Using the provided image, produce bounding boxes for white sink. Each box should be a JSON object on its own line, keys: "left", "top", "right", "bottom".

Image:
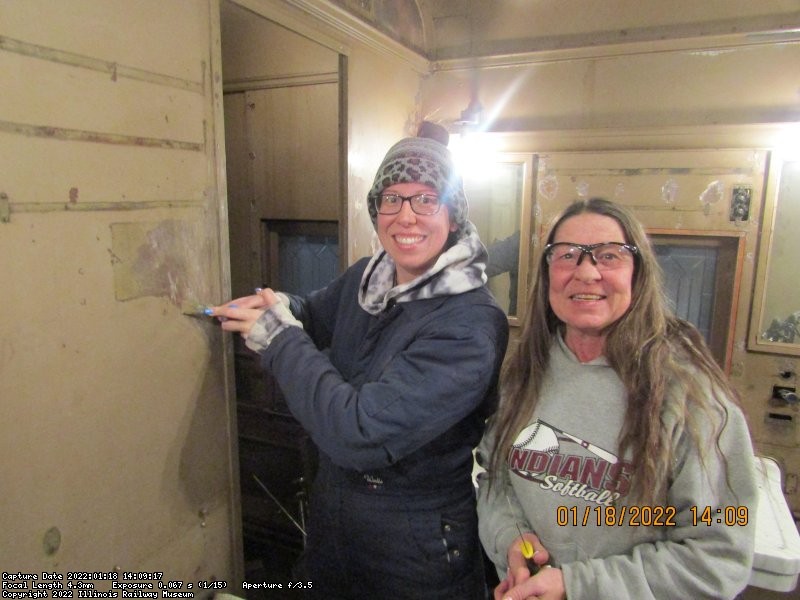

{"left": 750, "top": 456, "right": 800, "bottom": 592}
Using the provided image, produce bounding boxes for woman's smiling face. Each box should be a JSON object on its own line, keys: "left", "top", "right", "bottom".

{"left": 547, "top": 212, "right": 634, "bottom": 345}
{"left": 377, "top": 182, "right": 456, "bottom": 285}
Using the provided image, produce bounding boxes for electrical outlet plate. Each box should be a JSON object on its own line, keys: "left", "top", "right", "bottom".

{"left": 773, "top": 385, "right": 797, "bottom": 401}
{"left": 730, "top": 186, "right": 752, "bottom": 221}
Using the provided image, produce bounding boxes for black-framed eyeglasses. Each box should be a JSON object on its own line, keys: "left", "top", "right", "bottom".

{"left": 544, "top": 242, "right": 638, "bottom": 270}
{"left": 374, "top": 192, "right": 442, "bottom": 216}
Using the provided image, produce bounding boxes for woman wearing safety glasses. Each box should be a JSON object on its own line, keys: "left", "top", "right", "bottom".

{"left": 476, "top": 198, "right": 757, "bottom": 600}
{"left": 211, "top": 126, "right": 508, "bottom": 599}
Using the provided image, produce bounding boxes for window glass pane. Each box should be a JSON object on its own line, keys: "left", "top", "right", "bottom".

{"left": 278, "top": 233, "right": 339, "bottom": 296}
{"left": 654, "top": 244, "right": 718, "bottom": 342}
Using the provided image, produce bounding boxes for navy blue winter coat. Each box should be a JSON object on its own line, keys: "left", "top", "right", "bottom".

{"left": 261, "top": 257, "right": 509, "bottom": 598}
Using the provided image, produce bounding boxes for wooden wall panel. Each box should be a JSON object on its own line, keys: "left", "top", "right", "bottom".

{"left": 0, "top": 0, "right": 239, "bottom": 581}
{"left": 0, "top": 0, "right": 207, "bottom": 82}
{"left": 248, "top": 83, "right": 339, "bottom": 221}
{"left": 1, "top": 51, "right": 205, "bottom": 142}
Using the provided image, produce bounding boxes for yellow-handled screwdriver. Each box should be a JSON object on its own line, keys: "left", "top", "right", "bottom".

{"left": 516, "top": 523, "right": 541, "bottom": 575}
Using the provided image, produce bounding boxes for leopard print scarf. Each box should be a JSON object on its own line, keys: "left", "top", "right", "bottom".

{"left": 358, "top": 221, "right": 488, "bottom": 315}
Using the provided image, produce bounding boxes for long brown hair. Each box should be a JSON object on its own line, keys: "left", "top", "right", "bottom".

{"left": 489, "top": 198, "right": 743, "bottom": 505}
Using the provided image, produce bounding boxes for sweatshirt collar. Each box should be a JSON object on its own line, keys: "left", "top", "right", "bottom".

{"left": 555, "top": 330, "right": 610, "bottom": 367}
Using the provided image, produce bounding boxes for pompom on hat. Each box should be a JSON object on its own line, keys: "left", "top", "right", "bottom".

{"left": 366, "top": 126, "right": 469, "bottom": 238}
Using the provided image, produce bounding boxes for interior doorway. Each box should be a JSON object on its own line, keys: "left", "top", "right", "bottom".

{"left": 220, "top": 0, "right": 345, "bottom": 583}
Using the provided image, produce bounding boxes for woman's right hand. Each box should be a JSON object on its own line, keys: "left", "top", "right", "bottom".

{"left": 209, "top": 288, "right": 281, "bottom": 339}
{"left": 224, "top": 288, "right": 274, "bottom": 310}
{"left": 494, "top": 565, "right": 565, "bottom": 600}
{"left": 494, "top": 534, "right": 561, "bottom": 600}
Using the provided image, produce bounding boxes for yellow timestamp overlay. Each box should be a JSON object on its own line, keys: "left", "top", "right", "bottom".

{"left": 556, "top": 505, "right": 749, "bottom": 527}
{"left": 690, "top": 505, "right": 749, "bottom": 527}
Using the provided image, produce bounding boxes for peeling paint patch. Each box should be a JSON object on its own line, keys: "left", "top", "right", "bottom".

{"left": 110, "top": 220, "right": 211, "bottom": 307}
{"left": 69, "top": 187, "right": 79, "bottom": 204}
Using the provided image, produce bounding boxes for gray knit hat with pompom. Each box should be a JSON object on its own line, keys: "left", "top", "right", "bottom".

{"left": 366, "top": 135, "right": 469, "bottom": 238}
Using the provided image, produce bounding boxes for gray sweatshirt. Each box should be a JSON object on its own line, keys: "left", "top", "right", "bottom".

{"left": 476, "top": 334, "right": 758, "bottom": 600}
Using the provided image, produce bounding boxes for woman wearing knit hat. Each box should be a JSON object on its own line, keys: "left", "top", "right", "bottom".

{"left": 211, "top": 125, "right": 509, "bottom": 599}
